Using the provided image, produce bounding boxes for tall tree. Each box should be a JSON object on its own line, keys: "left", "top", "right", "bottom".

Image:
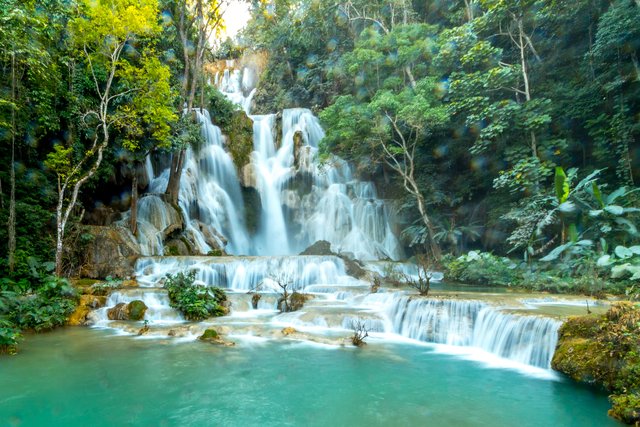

{"left": 164, "top": 0, "right": 226, "bottom": 205}
{"left": 46, "top": 0, "right": 174, "bottom": 276}
{"left": 0, "top": 1, "right": 52, "bottom": 273}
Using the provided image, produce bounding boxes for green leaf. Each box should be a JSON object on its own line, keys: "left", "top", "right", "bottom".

{"left": 554, "top": 166, "right": 569, "bottom": 203}
{"left": 614, "top": 245, "right": 633, "bottom": 259}
{"left": 592, "top": 182, "right": 604, "bottom": 208}
{"left": 604, "top": 205, "right": 624, "bottom": 215}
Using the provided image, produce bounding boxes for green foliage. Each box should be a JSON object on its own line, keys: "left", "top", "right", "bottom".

{"left": 164, "top": 271, "right": 228, "bottom": 321}
{"left": 207, "top": 86, "right": 237, "bottom": 131}
{"left": 553, "top": 303, "right": 640, "bottom": 424}
{"left": 0, "top": 276, "right": 78, "bottom": 335}
{"left": 443, "top": 251, "right": 521, "bottom": 286}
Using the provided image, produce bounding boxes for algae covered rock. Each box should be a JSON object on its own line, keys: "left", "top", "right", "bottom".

{"left": 552, "top": 302, "right": 640, "bottom": 424}
{"left": 67, "top": 295, "right": 108, "bottom": 326}
{"left": 198, "top": 328, "right": 234, "bottom": 346}
{"left": 127, "top": 300, "right": 148, "bottom": 321}
{"left": 106, "top": 300, "right": 148, "bottom": 321}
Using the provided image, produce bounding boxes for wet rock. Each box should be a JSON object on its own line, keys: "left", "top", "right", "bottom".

{"left": 281, "top": 190, "right": 300, "bottom": 210}
{"left": 240, "top": 161, "right": 258, "bottom": 190}
{"left": 300, "top": 241, "right": 367, "bottom": 279}
{"left": 552, "top": 303, "right": 640, "bottom": 424}
{"left": 127, "top": 300, "right": 148, "bottom": 321}
{"left": 67, "top": 305, "right": 91, "bottom": 326}
{"left": 198, "top": 328, "right": 235, "bottom": 346}
{"left": 106, "top": 300, "right": 148, "bottom": 321}
{"left": 251, "top": 293, "right": 261, "bottom": 309}
{"left": 281, "top": 327, "right": 297, "bottom": 336}
{"left": 80, "top": 225, "right": 141, "bottom": 279}
{"left": 300, "top": 240, "right": 333, "bottom": 256}
{"left": 84, "top": 206, "right": 120, "bottom": 226}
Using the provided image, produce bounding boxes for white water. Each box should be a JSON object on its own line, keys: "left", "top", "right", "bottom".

{"left": 96, "top": 64, "right": 562, "bottom": 373}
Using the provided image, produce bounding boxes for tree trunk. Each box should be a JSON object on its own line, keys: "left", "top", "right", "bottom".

{"left": 517, "top": 19, "right": 537, "bottom": 159}
{"left": 130, "top": 172, "right": 138, "bottom": 235}
{"left": 8, "top": 51, "right": 16, "bottom": 273}
{"left": 165, "top": 150, "right": 184, "bottom": 205}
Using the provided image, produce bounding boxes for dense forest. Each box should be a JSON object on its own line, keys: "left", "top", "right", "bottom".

{"left": 0, "top": 0, "right": 638, "bottom": 327}
{"left": 242, "top": 0, "right": 640, "bottom": 287}
{"left": 0, "top": 0, "right": 639, "bottom": 423}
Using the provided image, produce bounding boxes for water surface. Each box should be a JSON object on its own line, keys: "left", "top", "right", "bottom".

{"left": 0, "top": 328, "right": 618, "bottom": 426}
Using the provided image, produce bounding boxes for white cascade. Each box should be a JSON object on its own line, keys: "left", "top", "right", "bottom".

{"left": 138, "top": 109, "right": 251, "bottom": 256}
{"left": 381, "top": 294, "right": 561, "bottom": 368}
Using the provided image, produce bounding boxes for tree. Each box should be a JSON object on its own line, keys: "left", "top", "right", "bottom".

{"left": 0, "top": 1, "right": 53, "bottom": 273}
{"left": 164, "top": 0, "right": 227, "bottom": 205}
{"left": 46, "top": 0, "right": 173, "bottom": 276}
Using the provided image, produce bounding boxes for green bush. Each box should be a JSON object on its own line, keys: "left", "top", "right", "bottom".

{"left": 0, "top": 319, "right": 21, "bottom": 354}
{"left": 443, "top": 251, "right": 521, "bottom": 286}
{"left": 164, "top": 271, "right": 228, "bottom": 321}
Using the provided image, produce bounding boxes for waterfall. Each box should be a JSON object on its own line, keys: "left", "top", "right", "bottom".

{"left": 135, "top": 255, "right": 363, "bottom": 292}
{"left": 381, "top": 294, "right": 561, "bottom": 368}
{"left": 96, "top": 63, "right": 562, "bottom": 374}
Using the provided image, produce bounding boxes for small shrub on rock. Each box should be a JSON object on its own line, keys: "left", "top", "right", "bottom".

{"left": 164, "top": 271, "right": 228, "bottom": 321}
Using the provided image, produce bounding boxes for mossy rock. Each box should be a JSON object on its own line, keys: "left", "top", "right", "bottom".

{"left": 127, "top": 300, "right": 148, "bottom": 321}
{"left": 106, "top": 301, "right": 148, "bottom": 321}
{"left": 610, "top": 393, "right": 640, "bottom": 424}
{"left": 553, "top": 303, "right": 640, "bottom": 424}
{"left": 225, "top": 110, "right": 254, "bottom": 170}
{"left": 200, "top": 329, "right": 219, "bottom": 340}
{"left": 67, "top": 305, "right": 91, "bottom": 326}
{"left": 198, "top": 328, "right": 234, "bottom": 346}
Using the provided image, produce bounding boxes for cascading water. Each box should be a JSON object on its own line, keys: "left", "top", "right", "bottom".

{"left": 95, "top": 63, "right": 566, "bottom": 374}
{"left": 380, "top": 294, "right": 561, "bottom": 368}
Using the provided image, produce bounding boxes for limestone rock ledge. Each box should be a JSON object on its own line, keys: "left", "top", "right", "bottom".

{"left": 80, "top": 225, "right": 141, "bottom": 279}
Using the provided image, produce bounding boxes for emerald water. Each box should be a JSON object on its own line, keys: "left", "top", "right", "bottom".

{"left": 0, "top": 328, "right": 617, "bottom": 426}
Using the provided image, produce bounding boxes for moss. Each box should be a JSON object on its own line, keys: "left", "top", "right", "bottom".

{"left": 553, "top": 303, "right": 640, "bottom": 424}
{"left": 224, "top": 110, "right": 254, "bottom": 170}
{"left": 127, "top": 300, "right": 148, "bottom": 321}
{"left": 199, "top": 328, "right": 219, "bottom": 340}
{"left": 610, "top": 393, "right": 640, "bottom": 424}
{"left": 208, "top": 249, "right": 223, "bottom": 256}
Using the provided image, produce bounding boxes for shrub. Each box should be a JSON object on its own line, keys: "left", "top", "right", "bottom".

{"left": 443, "top": 251, "right": 521, "bottom": 286}
{"left": 164, "top": 271, "right": 228, "bottom": 321}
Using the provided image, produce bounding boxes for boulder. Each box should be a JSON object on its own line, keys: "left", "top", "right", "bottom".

{"left": 552, "top": 303, "right": 640, "bottom": 424}
{"left": 127, "top": 300, "right": 148, "bottom": 321}
{"left": 198, "top": 328, "right": 235, "bottom": 346}
{"left": 300, "top": 240, "right": 333, "bottom": 256}
{"left": 240, "top": 161, "right": 258, "bottom": 190}
{"left": 106, "top": 300, "right": 148, "bottom": 321}
{"left": 300, "top": 240, "right": 367, "bottom": 279}
{"left": 80, "top": 225, "right": 141, "bottom": 279}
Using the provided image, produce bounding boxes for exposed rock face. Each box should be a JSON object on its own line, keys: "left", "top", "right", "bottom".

{"left": 81, "top": 225, "right": 141, "bottom": 279}
{"left": 300, "top": 240, "right": 333, "bottom": 256}
{"left": 240, "top": 161, "right": 258, "bottom": 190}
{"left": 83, "top": 206, "right": 120, "bottom": 226}
{"left": 552, "top": 303, "right": 640, "bottom": 424}
{"left": 107, "top": 300, "right": 148, "bottom": 321}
